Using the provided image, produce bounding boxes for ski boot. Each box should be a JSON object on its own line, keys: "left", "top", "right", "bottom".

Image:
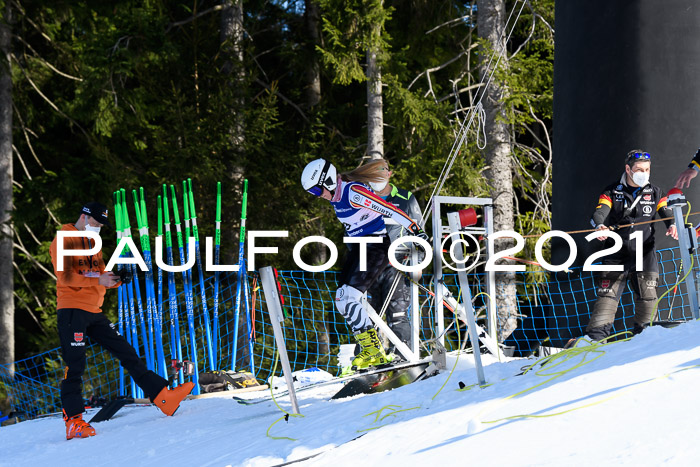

{"left": 63, "top": 410, "right": 96, "bottom": 440}
{"left": 153, "top": 381, "right": 195, "bottom": 416}
{"left": 351, "top": 328, "right": 393, "bottom": 371}
{"left": 563, "top": 336, "right": 594, "bottom": 350}
{"left": 386, "top": 341, "right": 410, "bottom": 364}
{"left": 632, "top": 322, "right": 648, "bottom": 336}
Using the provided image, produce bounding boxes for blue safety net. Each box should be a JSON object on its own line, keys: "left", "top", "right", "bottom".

{"left": 1, "top": 246, "right": 695, "bottom": 421}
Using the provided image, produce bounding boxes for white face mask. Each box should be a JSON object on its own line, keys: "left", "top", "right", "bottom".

{"left": 631, "top": 171, "right": 650, "bottom": 187}
{"left": 370, "top": 179, "right": 388, "bottom": 192}
{"left": 84, "top": 224, "right": 101, "bottom": 234}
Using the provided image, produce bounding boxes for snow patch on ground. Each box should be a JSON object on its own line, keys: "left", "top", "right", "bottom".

{"left": 3, "top": 321, "right": 700, "bottom": 466}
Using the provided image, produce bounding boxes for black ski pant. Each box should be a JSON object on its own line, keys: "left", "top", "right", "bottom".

{"left": 338, "top": 235, "right": 391, "bottom": 292}
{"left": 367, "top": 264, "right": 411, "bottom": 348}
{"left": 336, "top": 235, "right": 391, "bottom": 334}
{"left": 586, "top": 248, "right": 659, "bottom": 341}
{"left": 57, "top": 308, "right": 168, "bottom": 418}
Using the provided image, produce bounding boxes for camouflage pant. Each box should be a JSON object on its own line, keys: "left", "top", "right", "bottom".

{"left": 586, "top": 250, "right": 659, "bottom": 340}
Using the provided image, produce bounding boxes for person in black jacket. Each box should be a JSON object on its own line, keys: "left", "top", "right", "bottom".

{"left": 675, "top": 148, "right": 700, "bottom": 188}
{"left": 586, "top": 150, "right": 677, "bottom": 341}
{"left": 365, "top": 159, "right": 423, "bottom": 354}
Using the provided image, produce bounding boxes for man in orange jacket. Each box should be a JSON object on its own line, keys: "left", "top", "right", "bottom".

{"left": 50, "top": 202, "right": 194, "bottom": 440}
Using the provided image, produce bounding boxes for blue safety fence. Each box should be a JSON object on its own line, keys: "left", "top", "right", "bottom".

{"left": 506, "top": 246, "right": 695, "bottom": 355}
{"left": 1, "top": 246, "right": 695, "bottom": 421}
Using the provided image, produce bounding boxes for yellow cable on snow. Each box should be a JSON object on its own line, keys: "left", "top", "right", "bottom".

{"left": 265, "top": 348, "right": 304, "bottom": 441}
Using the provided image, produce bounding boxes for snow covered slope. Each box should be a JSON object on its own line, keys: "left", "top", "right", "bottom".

{"left": 3, "top": 320, "right": 700, "bottom": 466}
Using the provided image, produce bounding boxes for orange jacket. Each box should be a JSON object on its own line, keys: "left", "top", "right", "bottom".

{"left": 50, "top": 224, "right": 117, "bottom": 313}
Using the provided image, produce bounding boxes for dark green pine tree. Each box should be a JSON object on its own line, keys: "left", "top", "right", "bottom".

{"left": 4, "top": 0, "right": 555, "bottom": 358}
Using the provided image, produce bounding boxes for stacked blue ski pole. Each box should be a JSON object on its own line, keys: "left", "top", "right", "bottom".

{"left": 106, "top": 179, "right": 254, "bottom": 395}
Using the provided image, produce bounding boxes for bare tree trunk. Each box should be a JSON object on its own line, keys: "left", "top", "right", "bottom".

{"left": 0, "top": 2, "right": 13, "bottom": 374}
{"left": 309, "top": 219, "right": 328, "bottom": 265}
{"left": 303, "top": 0, "right": 328, "bottom": 267}
{"left": 317, "top": 318, "right": 330, "bottom": 355}
{"left": 220, "top": 0, "right": 249, "bottom": 368}
{"left": 304, "top": 0, "right": 321, "bottom": 108}
{"left": 220, "top": 0, "right": 246, "bottom": 262}
{"left": 366, "top": 21, "right": 383, "bottom": 158}
{"left": 220, "top": 0, "right": 245, "bottom": 91}
{"left": 478, "top": 0, "right": 517, "bottom": 341}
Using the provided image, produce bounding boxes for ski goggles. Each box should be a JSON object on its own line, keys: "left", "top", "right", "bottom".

{"left": 626, "top": 152, "right": 651, "bottom": 164}
{"left": 307, "top": 185, "right": 324, "bottom": 197}
{"left": 307, "top": 160, "right": 333, "bottom": 197}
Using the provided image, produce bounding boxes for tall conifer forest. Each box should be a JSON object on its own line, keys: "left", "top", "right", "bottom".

{"left": 0, "top": 0, "right": 553, "bottom": 358}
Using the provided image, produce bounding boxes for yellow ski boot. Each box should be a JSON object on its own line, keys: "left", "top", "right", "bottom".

{"left": 350, "top": 328, "right": 392, "bottom": 370}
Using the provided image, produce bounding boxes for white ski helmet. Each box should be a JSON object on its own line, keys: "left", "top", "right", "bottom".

{"left": 301, "top": 159, "right": 337, "bottom": 196}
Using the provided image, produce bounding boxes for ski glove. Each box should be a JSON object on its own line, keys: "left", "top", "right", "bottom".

{"left": 116, "top": 268, "right": 132, "bottom": 284}
{"left": 408, "top": 223, "right": 430, "bottom": 243}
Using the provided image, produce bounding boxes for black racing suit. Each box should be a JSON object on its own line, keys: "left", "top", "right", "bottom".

{"left": 366, "top": 184, "right": 422, "bottom": 349}
{"left": 333, "top": 179, "right": 424, "bottom": 335}
{"left": 586, "top": 174, "right": 674, "bottom": 340}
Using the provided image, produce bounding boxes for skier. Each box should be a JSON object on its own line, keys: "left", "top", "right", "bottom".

{"left": 586, "top": 151, "right": 677, "bottom": 341}
{"left": 364, "top": 158, "right": 422, "bottom": 355}
{"left": 50, "top": 202, "right": 194, "bottom": 440}
{"left": 301, "top": 159, "right": 429, "bottom": 370}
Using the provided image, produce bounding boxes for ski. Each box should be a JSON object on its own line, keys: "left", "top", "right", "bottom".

{"left": 89, "top": 397, "right": 144, "bottom": 423}
{"left": 331, "top": 361, "right": 436, "bottom": 399}
{"left": 170, "top": 184, "right": 200, "bottom": 394}
{"left": 88, "top": 383, "right": 272, "bottom": 423}
{"left": 186, "top": 384, "right": 269, "bottom": 400}
{"left": 271, "top": 434, "right": 367, "bottom": 466}
{"left": 87, "top": 383, "right": 271, "bottom": 423}
{"left": 233, "top": 359, "right": 435, "bottom": 406}
{"left": 85, "top": 383, "right": 271, "bottom": 423}
{"left": 187, "top": 178, "right": 215, "bottom": 372}
{"left": 211, "top": 181, "right": 222, "bottom": 369}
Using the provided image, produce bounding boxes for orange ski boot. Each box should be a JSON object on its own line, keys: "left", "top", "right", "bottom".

{"left": 64, "top": 410, "right": 96, "bottom": 440}
{"left": 153, "top": 382, "right": 195, "bottom": 416}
